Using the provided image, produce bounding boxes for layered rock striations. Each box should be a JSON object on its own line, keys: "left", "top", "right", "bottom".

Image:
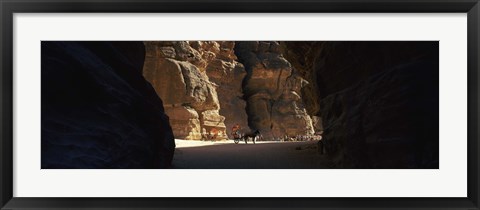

{"left": 41, "top": 41, "right": 175, "bottom": 169}
{"left": 143, "top": 41, "right": 248, "bottom": 140}
{"left": 235, "top": 41, "right": 315, "bottom": 139}
{"left": 282, "top": 41, "right": 439, "bottom": 168}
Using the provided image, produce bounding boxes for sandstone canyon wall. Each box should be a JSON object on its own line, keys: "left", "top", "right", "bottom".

{"left": 41, "top": 41, "right": 437, "bottom": 169}
{"left": 41, "top": 41, "right": 175, "bottom": 168}
{"left": 282, "top": 41, "right": 439, "bottom": 168}
{"left": 143, "top": 41, "right": 248, "bottom": 140}
{"left": 234, "top": 41, "right": 315, "bottom": 140}
{"left": 199, "top": 41, "right": 250, "bottom": 137}
{"left": 144, "top": 41, "right": 316, "bottom": 140}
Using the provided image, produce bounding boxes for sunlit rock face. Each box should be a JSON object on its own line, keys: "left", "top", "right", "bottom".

{"left": 41, "top": 41, "right": 175, "bottom": 169}
{"left": 143, "top": 41, "right": 248, "bottom": 140}
{"left": 234, "top": 41, "right": 315, "bottom": 139}
{"left": 282, "top": 41, "right": 439, "bottom": 168}
{"left": 199, "top": 41, "right": 250, "bottom": 137}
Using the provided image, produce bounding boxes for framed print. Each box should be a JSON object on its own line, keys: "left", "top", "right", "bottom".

{"left": 1, "top": 0, "right": 479, "bottom": 209}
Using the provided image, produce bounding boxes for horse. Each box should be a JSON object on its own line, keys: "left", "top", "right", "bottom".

{"left": 242, "top": 130, "right": 261, "bottom": 144}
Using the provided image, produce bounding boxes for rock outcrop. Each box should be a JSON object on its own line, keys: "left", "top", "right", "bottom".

{"left": 200, "top": 41, "right": 249, "bottom": 137}
{"left": 41, "top": 41, "right": 175, "bottom": 169}
{"left": 143, "top": 41, "right": 248, "bottom": 140}
{"left": 282, "top": 41, "right": 439, "bottom": 168}
{"left": 235, "top": 41, "right": 315, "bottom": 139}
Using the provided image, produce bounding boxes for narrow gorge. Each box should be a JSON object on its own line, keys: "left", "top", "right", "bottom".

{"left": 143, "top": 41, "right": 318, "bottom": 141}
{"left": 141, "top": 41, "right": 438, "bottom": 168}
{"left": 41, "top": 41, "right": 439, "bottom": 169}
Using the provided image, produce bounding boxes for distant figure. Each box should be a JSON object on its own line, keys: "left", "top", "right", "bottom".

{"left": 209, "top": 129, "right": 217, "bottom": 141}
{"left": 201, "top": 128, "right": 208, "bottom": 141}
{"left": 231, "top": 123, "right": 241, "bottom": 139}
{"left": 317, "top": 138, "right": 325, "bottom": 155}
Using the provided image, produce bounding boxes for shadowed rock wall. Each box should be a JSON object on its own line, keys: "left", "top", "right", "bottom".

{"left": 41, "top": 41, "right": 175, "bottom": 169}
{"left": 282, "top": 41, "right": 439, "bottom": 168}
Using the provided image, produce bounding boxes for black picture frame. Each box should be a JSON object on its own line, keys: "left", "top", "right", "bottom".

{"left": 1, "top": 0, "right": 479, "bottom": 209}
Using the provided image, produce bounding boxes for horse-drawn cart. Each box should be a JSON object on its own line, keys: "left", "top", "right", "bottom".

{"left": 232, "top": 130, "right": 260, "bottom": 144}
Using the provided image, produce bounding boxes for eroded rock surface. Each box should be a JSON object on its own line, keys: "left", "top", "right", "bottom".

{"left": 144, "top": 41, "right": 248, "bottom": 140}
{"left": 202, "top": 41, "right": 249, "bottom": 137}
{"left": 235, "top": 41, "right": 315, "bottom": 139}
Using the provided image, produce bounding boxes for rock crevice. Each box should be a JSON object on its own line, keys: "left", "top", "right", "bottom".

{"left": 235, "top": 41, "right": 315, "bottom": 139}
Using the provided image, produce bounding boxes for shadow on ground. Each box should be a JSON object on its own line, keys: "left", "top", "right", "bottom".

{"left": 172, "top": 141, "right": 330, "bottom": 169}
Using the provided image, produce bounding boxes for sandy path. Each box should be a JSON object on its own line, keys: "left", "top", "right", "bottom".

{"left": 172, "top": 140, "right": 329, "bottom": 169}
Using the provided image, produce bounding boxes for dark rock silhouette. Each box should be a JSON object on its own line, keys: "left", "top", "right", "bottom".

{"left": 282, "top": 41, "right": 439, "bottom": 168}
{"left": 41, "top": 41, "right": 175, "bottom": 169}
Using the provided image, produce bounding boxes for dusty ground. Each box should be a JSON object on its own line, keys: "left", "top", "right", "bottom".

{"left": 172, "top": 139, "right": 330, "bottom": 169}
